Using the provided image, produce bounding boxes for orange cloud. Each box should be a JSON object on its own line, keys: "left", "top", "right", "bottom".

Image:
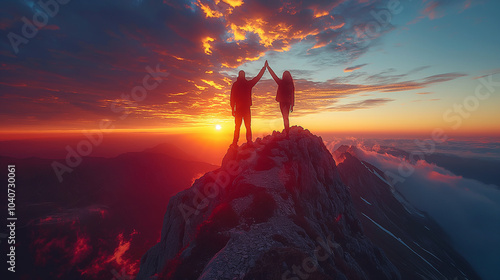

{"left": 192, "top": 0, "right": 349, "bottom": 63}
{"left": 201, "top": 79, "right": 224, "bottom": 89}
{"left": 314, "top": 10, "right": 330, "bottom": 18}
{"left": 428, "top": 171, "right": 462, "bottom": 184}
{"left": 222, "top": 0, "right": 244, "bottom": 8}
{"left": 202, "top": 37, "right": 215, "bottom": 55}
{"left": 197, "top": 1, "right": 224, "bottom": 18}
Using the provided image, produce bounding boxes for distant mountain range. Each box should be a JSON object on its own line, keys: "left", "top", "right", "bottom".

{"left": 0, "top": 147, "right": 218, "bottom": 280}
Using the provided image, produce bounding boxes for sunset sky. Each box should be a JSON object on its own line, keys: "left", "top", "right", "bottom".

{"left": 1, "top": 0, "right": 499, "bottom": 140}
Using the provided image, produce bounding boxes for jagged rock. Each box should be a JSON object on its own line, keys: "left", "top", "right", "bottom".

{"left": 137, "top": 126, "right": 400, "bottom": 280}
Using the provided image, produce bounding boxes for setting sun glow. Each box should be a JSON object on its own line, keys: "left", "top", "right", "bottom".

{"left": 216, "top": 125, "right": 222, "bottom": 130}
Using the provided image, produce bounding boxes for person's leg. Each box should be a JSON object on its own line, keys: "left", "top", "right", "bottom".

{"left": 243, "top": 107, "right": 252, "bottom": 143}
{"left": 233, "top": 113, "right": 243, "bottom": 145}
{"left": 280, "top": 103, "right": 290, "bottom": 133}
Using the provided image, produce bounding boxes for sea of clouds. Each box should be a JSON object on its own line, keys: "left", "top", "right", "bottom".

{"left": 326, "top": 137, "right": 500, "bottom": 280}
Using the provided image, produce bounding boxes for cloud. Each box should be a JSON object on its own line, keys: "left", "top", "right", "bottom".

{"left": 238, "top": 70, "right": 464, "bottom": 117}
{"left": 406, "top": 0, "right": 475, "bottom": 25}
{"left": 327, "top": 142, "right": 500, "bottom": 280}
{"left": 327, "top": 97, "right": 394, "bottom": 111}
{"left": 344, "top": 63, "right": 368, "bottom": 72}
{"left": 421, "top": 0, "right": 474, "bottom": 20}
{"left": 473, "top": 68, "right": 500, "bottom": 80}
{"left": 0, "top": 0, "right": 381, "bottom": 127}
{"left": 30, "top": 205, "right": 139, "bottom": 279}
{"left": 80, "top": 231, "right": 139, "bottom": 278}
{"left": 0, "top": 0, "right": 469, "bottom": 129}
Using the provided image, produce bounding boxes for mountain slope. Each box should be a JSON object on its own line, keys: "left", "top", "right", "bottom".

{"left": 143, "top": 142, "right": 205, "bottom": 163}
{"left": 137, "top": 127, "right": 400, "bottom": 280}
{"left": 334, "top": 146, "right": 480, "bottom": 280}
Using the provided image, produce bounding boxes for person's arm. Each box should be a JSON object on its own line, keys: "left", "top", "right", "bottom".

{"left": 230, "top": 83, "right": 236, "bottom": 116}
{"left": 266, "top": 62, "right": 280, "bottom": 84}
{"left": 249, "top": 62, "right": 267, "bottom": 87}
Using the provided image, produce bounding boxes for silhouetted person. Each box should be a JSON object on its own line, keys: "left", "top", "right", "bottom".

{"left": 267, "top": 63, "right": 295, "bottom": 133}
{"left": 230, "top": 61, "right": 267, "bottom": 146}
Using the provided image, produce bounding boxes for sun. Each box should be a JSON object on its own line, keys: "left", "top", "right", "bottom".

{"left": 215, "top": 124, "right": 222, "bottom": 130}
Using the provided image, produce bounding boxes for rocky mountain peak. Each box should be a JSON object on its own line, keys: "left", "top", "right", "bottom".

{"left": 137, "top": 126, "right": 400, "bottom": 280}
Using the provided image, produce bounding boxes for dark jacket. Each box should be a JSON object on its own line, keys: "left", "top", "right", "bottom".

{"left": 230, "top": 79, "right": 254, "bottom": 110}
